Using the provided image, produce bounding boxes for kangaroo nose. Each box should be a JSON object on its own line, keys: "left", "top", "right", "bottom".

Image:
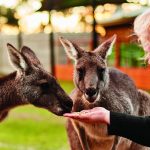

{"left": 85, "top": 88, "right": 97, "bottom": 97}
{"left": 66, "top": 100, "right": 73, "bottom": 109}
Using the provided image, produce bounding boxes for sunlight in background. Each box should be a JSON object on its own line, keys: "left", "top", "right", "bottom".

{"left": 19, "top": 12, "right": 49, "bottom": 33}
{"left": 122, "top": 3, "right": 142, "bottom": 12}
{"left": 0, "top": 0, "right": 149, "bottom": 34}
{"left": 0, "top": 0, "right": 18, "bottom": 8}
{"left": 95, "top": 4, "right": 117, "bottom": 22}
{"left": 1, "top": 25, "right": 19, "bottom": 34}
{"left": 16, "top": 0, "right": 41, "bottom": 17}
{"left": 51, "top": 13, "right": 80, "bottom": 33}
{"left": 127, "top": 0, "right": 150, "bottom": 5}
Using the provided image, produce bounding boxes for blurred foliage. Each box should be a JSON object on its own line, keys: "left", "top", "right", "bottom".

{"left": 107, "top": 43, "right": 146, "bottom": 67}
{"left": 0, "top": 0, "right": 38, "bottom": 27}
{"left": 120, "top": 43, "right": 145, "bottom": 67}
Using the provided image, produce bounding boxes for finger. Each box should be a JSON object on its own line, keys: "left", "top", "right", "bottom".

{"left": 64, "top": 113, "right": 89, "bottom": 119}
{"left": 80, "top": 110, "right": 90, "bottom": 114}
{"left": 92, "top": 107, "right": 101, "bottom": 111}
{"left": 64, "top": 115, "right": 84, "bottom": 120}
{"left": 69, "top": 116, "right": 90, "bottom": 122}
{"left": 92, "top": 107, "right": 98, "bottom": 110}
{"left": 65, "top": 115, "right": 80, "bottom": 119}
{"left": 64, "top": 114, "right": 93, "bottom": 123}
{"left": 63, "top": 113, "right": 80, "bottom": 117}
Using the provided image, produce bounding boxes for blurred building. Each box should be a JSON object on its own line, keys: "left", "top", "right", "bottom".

{"left": 0, "top": 1, "right": 150, "bottom": 89}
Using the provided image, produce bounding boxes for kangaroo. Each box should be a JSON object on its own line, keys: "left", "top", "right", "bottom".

{"left": 60, "top": 36, "right": 150, "bottom": 150}
{"left": 0, "top": 44, "right": 73, "bottom": 122}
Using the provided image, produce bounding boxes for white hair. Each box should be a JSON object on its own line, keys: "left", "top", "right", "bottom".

{"left": 134, "top": 9, "right": 150, "bottom": 52}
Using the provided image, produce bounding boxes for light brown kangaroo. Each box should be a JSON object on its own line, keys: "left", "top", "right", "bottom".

{"left": 0, "top": 44, "right": 73, "bottom": 121}
{"left": 60, "top": 36, "right": 150, "bottom": 150}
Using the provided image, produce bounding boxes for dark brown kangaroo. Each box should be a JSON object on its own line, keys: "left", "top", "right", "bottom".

{"left": 60, "top": 36, "right": 150, "bottom": 150}
{"left": 0, "top": 44, "right": 73, "bottom": 121}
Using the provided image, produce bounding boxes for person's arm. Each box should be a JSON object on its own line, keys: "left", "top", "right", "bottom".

{"left": 108, "top": 112, "right": 150, "bottom": 147}
{"left": 64, "top": 107, "right": 150, "bottom": 147}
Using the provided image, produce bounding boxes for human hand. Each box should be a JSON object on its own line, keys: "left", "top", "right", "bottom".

{"left": 64, "top": 107, "right": 110, "bottom": 124}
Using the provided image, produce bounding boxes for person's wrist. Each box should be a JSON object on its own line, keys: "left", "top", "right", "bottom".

{"left": 104, "top": 110, "right": 110, "bottom": 124}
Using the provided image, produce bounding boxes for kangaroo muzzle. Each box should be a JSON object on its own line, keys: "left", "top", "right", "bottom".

{"left": 84, "top": 88, "right": 98, "bottom": 103}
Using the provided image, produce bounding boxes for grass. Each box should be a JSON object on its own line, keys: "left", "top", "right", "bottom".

{"left": 0, "top": 80, "right": 75, "bottom": 150}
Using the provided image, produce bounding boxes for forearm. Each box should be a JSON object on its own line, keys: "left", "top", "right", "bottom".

{"left": 108, "top": 112, "right": 150, "bottom": 147}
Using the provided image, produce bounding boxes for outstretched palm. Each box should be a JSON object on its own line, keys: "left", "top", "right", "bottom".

{"left": 64, "top": 107, "right": 110, "bottom": 124}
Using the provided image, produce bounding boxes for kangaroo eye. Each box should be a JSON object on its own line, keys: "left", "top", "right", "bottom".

{"left": 37, "top": 80, "right": 50, "bottom": 89}
{"left": 97, "top": 67, "right": 105, "bottom": 73}
{"left": 97, "top": 67, "right": 105, "bottom": 80}
{"left": 77, "top": 68, "right": 85, "bottom": 80}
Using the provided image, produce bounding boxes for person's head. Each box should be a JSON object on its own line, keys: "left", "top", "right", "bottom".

{"left": 134, "top": 9, "right": 150, "bottom": 62}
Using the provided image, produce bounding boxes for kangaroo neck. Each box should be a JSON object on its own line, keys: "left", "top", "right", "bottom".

{"left": 0, "top": 72, "right": 27, "bottom": 111}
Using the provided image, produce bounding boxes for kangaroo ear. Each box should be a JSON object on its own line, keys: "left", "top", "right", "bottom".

{"left": 21, "top": 46, "right": 42, "bottom": 67}
{"left": 59, "top": 37, "right": 84, "bottom": 61}
{"left": 94, "top": 35, "right": 117, "bottom": 59}
{"left": 7, "top": 43, "right": 28, "bottom": 71}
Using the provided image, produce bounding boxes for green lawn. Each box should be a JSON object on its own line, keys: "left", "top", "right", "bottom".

{"left": 0, "top": 80, "right": 74, "bottom": 150}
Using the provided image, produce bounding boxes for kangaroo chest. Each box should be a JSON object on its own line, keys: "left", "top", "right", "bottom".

{"left": 76, "top": 121, "right": 116, "bottom": 150}
{"left": 71, "top": 88, "right": 136, "bottom": 150}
